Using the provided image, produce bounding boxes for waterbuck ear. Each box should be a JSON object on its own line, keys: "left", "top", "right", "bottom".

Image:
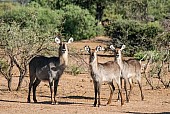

{"left": 55, "top": 37, "right": 61, "bottom": 44}
{"left": 84, "top": 45, "right": 90, "bottom": 53}
{"left": 67, "top": 37, "right": 74, "bottom": 43}
{"left": 96, "top": 45, "right": 104, "bottom": 52}
{"left": 110, "top": 45, "right": 115, "bottom": 50}
{"left": 120, "top": 45, "right": 126, "bottom": 50}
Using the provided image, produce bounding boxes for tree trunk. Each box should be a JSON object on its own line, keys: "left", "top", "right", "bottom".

{"left": 16, "top": 76, "right": 23, "bottom": 91}
{"left": 7, "top": 77, "right": 12, "bottom": 91}
{"left": 16, "top": 70, "right": 27, "bottom": 91}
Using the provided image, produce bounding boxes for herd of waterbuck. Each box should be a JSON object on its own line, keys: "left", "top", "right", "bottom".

{"left": 27, "top": 37, "right": 144, "bottom": 107}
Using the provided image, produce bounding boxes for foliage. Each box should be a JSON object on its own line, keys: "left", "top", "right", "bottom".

{"left": 103, "top": 3, "right": 122, "bottom": 21}
{"left": 134, "top": 50, "right": 164, "bottom": 62}
{"left": 115, "top": 0, "right": 148, "bottom": 21}
{"left": 134, "top": 51, "right": 147, "bottom": 60}
{"left": 0, "top": 60, "right": 8, "bottom": 70}
{"left": 61, "top": 4, "right": 104, "bottom": 40}
{"left": 105, "top": 19, "right": 163, "bottom": 56}
{"left": 70, "top": 65, "right": 82, "bottom": 76}
{"left": 0, "top": 21, "right": 57, "bottom": 90}
{"left": 148, "top": 0, "right": 170, "bottom": 20}
{"left": 1, "top": 4, "right": 104, "bottom": 41}
{"left": 0, "top": 2, "right": 20, "bottom": 16}
{"left": 30, "top": 0, "right": 72, "bottom": 9}
{"left": 29, "top": 0, "right": 116, "bottom": 19}
{"left": 154, "top": 32, "right": 170, "bottom": 49}
{"left": 114, "top": 0, "right": 170, "bottom": 21}
{"left": 1, "top": 5, "right": 64, "bottom": 34}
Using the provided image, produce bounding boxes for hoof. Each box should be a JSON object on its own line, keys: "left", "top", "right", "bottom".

{"left": 27, "top": 100, "right": 30, "bottom": 103}
{"left": 51, "top": 102, "right": 58, "bottom": 105}
{"left": 34, "top": 100, "right": 37, "bottom": 103}
{"left": 142, "top": 96, "right": 144, "bottom": 101}
{"left": 121, "top": 102, "right": 124, "bottom": 106}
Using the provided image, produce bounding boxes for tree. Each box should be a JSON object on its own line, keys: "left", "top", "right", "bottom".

{"left": 61, "top": 4, "right": 104, "bottom": 40}
{"left": 0, "top": 20, "right": 56, "bottom": 90}
{"left": 29, "top": 0, "right": 116, "bottom": 22}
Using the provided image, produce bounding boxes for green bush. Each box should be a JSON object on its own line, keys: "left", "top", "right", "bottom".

{"left": 0, "top": 60, "right": 8, "bottom": 70}
{"left": 61, "top": 4, "right": 104, "bottom": 40}
{"left": 1, "top": 4, "right": 104, "bottom": 41}
{"left": 1, "top": 6, "right": 64, "bottom": 34}
{"left": 70, "top": 65, "right": 82, "bottom": 76}
{"left": 105, "top": 19, "right": 163, "bottom": 56}
{"left": 103, "top": 3, "right": 122, "bottom": 21}
{"left": 155, "top": 32, "right": 170, "bottom": 48}
{"left": 0, "top": 2, "right": 20, "bottom": 16}
{"left": 148, "top": 0, "right": 170, "bottom": 20}
{"left": 134, "top": 51, "right": 147, "bottom": 60}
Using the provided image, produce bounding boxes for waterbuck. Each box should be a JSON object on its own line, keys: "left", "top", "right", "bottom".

{"left": 85, "top": 45, "right": 124, "bottom": 107}
{"left": 27, "top": 37, "right": 73, "bottom": 104}
{"left": 110, "top": 45, "right": 144, "bottom": 102}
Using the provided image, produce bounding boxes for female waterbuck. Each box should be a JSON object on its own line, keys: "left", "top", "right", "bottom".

{"left": 27, "top": 37, "right": 73, "bottom": 104}
{"left": 85, "top": 45, "right": 124, "bottom": 107}
{"left": 110, "top": 45, "right": 144, "bottom": 102}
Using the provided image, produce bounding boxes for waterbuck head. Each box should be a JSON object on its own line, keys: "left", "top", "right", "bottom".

{"left": 84, "top": 45, "right": 104, "bottom": 64}
{"left": 110, "top": 44, "right": 126, "bottom": 60}
{"left": 55, "top": 37, "right": 74, "bottom": 65}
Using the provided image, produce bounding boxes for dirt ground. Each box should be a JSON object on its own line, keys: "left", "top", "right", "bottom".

{"left": 0, "top": 37, "right": 170, "bottom": 114}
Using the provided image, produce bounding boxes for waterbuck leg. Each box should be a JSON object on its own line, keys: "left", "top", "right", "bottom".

{"left": 33, "top": 78, "right": 41, "bottom": 103}
{"left": 137, "top": 80, "right": 144, "bottom": 100}
{"left": 117, "top": 80, "right": 124, "bottom": 106}
{"left": 49, "top": 81, "right": 54, "bottom": 104}
{"left": 107, "top": 82, "right": 115, "bottom": 105}
{"left": 27, "top": 75, "right": 36, "bottom": 103}
{"left": 93, "top": 81, "right": 97, "bottom": 107}
{"left": 54, "top": 79, "right": 59, "bottom": 104}
{"left": 97, "top": 82, "right": 101, "bottom": 107}
{"left": 128, "top": 78, "right": 133, "bottom": 101}
{"left": 27, "top": 82, "right": 33, "bottom": 103}
{"left": 117, "top": 77, "right": 123, "bottom": 101}
{"left": 124, "top": 78, "right": 129, "bottom": 102}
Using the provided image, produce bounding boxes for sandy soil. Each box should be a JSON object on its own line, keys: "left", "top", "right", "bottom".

{"left": 0, "top": 36, "right": 170, "bottom": 114}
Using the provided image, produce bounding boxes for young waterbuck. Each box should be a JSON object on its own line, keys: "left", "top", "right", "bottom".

{"left": 85, "top": 45, "right": 124, "bottom": 107}
{"left": 110, "top": 45, "right": 144, "bottom": 102}
{"left": 27, "top": 37, "right": 73, "bottom": 104}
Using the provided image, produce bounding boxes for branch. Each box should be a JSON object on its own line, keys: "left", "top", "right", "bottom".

{"left": 27, "top": 47, "right": 48, "bottom": 63}
{"left": 140, "top": 54, "right": 147, "bottom": 64}
{"left": 0, "top": 56, "right": 14, "bottom": 80}
{"left": 69, "top": 52, "right": 89, "bottom": 66}
{"left": 157, "top": 60, "right": 169, "bottom": 88}
{"left": 143, "top": 57, "right": 154, "bottom": 89}
{"left": 0, "top": 68, "right": 8, "bottom": 80}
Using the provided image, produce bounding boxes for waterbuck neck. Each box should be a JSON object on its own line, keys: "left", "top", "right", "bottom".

{"left": 59, "top": 44, "right": 68, "bottom": 66}
{"left": 116, "top": 50, "right": 124, "bottom": 70}
{"left": 90, "top": 52, "right": 98, "bottom": 72}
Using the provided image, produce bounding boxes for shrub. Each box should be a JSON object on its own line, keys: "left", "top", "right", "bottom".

{"left": 0, "top": 2, "right": 20, "bottom": 16}
{"left": 105, "top": 19, "right": 163, "bottom": 56}
{"left": 61, "top": 4, "right": 104, "bottom": 40}
{"left": 103, "top": 3, "right": 122, "bottom": 21}
{"left": 1, "top": 6, "right": 64, "bottom": 34}
{"left": 1, "top": 4, "right": 104, "bottom": 41}
{"left": 134, "top": 51, "right": 147, "bottom": 60}
{"left": 70, "top": 65, "right": 82, "bottom": 76}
